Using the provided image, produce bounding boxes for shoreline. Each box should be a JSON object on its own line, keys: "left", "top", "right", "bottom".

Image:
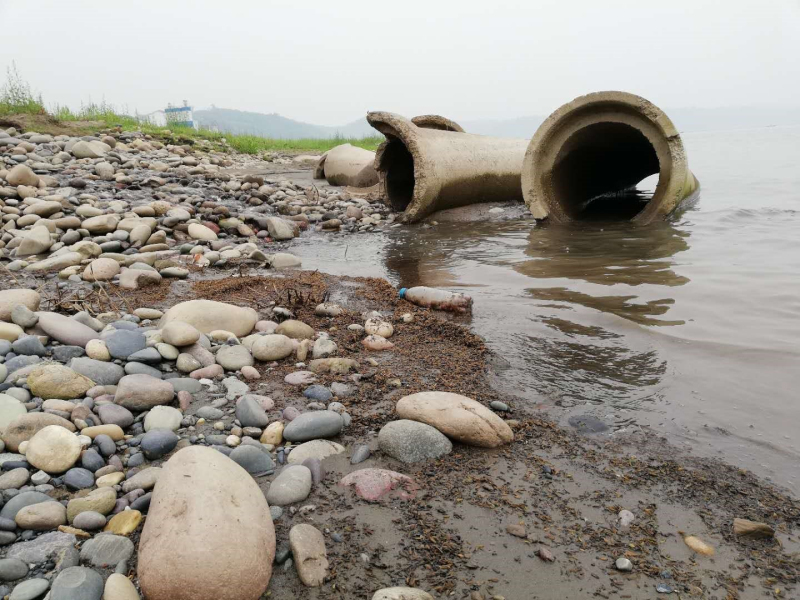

{"left": 0, "top": 125, "right": 797, "bottom": 599}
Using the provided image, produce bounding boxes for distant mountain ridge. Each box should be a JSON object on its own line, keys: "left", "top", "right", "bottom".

{"left": 193, "top": 108, "right": 374, "bottom": 139}
{"left": 194, "top": 106, "right": 800, "bottom": 140}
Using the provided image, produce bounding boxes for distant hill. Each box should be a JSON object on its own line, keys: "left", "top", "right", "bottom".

{"left": 193, "top": 108, "right": 375, "bottom": 139}
{"left": 194, "top": 106, "right": 800, "bottom": 140}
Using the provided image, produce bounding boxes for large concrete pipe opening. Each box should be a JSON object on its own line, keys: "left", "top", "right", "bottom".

{"left": 523, "top": 91, "right": 699, "bottom": 224}
{"left": 368, "top": 112, "right": 529, "bottom": 222}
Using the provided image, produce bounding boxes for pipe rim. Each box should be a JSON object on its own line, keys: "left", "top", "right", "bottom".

{"left": 522, "top": 91, "right": 692, "bottom": 224}
{"left": 368, "top": 112, "right": 439, "bottom": 222}
{"left": 410, "top": 115, "right": 465, "bottom": 132}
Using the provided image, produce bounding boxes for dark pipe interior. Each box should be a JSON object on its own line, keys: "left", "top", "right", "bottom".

{"left": 552, "top": 122, "right": 660, "bottom": 221}
{"left": 383, "top": 140, "right": 414, "bottom": 211}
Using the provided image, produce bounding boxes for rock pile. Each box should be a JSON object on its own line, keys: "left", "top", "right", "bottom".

{"left": 0, "top": 124, "right": 516, "bottom": 599}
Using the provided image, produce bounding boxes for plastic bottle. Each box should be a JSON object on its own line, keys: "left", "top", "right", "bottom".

{"left": 398, "top": 286, "right": 473, "bottom": 313}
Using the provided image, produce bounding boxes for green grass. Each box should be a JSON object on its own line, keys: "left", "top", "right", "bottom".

{"left": 0, "top": 63, "right": 382, "bottom": 153}
{"left": 0, "top": 62, "right": 46, "bottom": 117}
{"left": 165, "top": 127, "right": 383, "bottom": 154}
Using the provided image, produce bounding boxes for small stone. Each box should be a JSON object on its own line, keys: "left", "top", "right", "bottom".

{"left": 9, "top": 578, "right": 50, "bottom": 600}
{"left": 733, "top": 518, "right": 775, "bottom": 539}
{"left": 64, "top": 468, "right": 95, "bottom": 490}
{"left": 287, "top": 440, "right": 345, "bottom": 465}
{"left": 72, "top": 511, "right": 106, "bottom": 531}
{"left": 339, "top": 468, "right": 417, "bottom": 502}
{"left": 251, "top": 334, "right": 294, "bottom": 361}
{"left": 266, "top": 465, "right": 312, "bottom": 506}
{"left": 114, "top": 374, "right": 174, "bottom": 411}
{"left": 537, "top": 547, "right": 555, "bottom": 562}
{"left": 0, "top": 468, "right": 30, "bottom": 491}
{"left": 15, "top": 501, "right": 67, "bottom": 530}
{"left": 103, "top": 573, "right": 140, "bottom": 600}
{"left": 79, "top": 533, "right": 134, "bottom": 567}
{"left": 25, "top": 425, "right": 81, "bottom": 473}
{"left": 50, "top": 566, "right": 103, "bottom": 600}
{"left": 616, "top": 557, "right": 633, "bottom": 571}
{"left": 378, "top": 420, "right": 453, "bottom": 464}
{"left": 283, "top": 411, "right": 343, "bottom": 442}
{"left": 140, "top": 429, "right": 179, "bottom": 460}
{"left": 143, "top": 406, "right": 182, "bottom": 432}
{"left": 284, "top": 371, "right": 316, "bottom": 386}
{"left": 503, "top": 522, "right": 526, "bottom": 539}
{"left": 350, "top": 444, "right": 371, "bottom": 464}
{"left": 618, "top": 509, "right": 635, "bottom": 527}
{"left": 229, "top": 445, "right": 274, "bottom": 476}
{"left": 276, "top": 320, "right": 314, "bottom": 340}
{"left": 67, "top": 487, "right": 117, "bottom": 522}
{"left": 103, "top": 510, "right": 142, "bottom": 536}
{"left": 215, "top": 345, "right": 254, "bottom": 371}
{"left": 0, "top": 557, "right": 28, "bottom": 581}
{"left": 303, "top": 385, "right": 332, "bottom": 403}
{"left": 27, "top": 363, "right": 95, "bottom": 400}
{"left": 289, "top": 523, "right": 328, "bottom": 586}
{"left": 235, "top": 396, "right": 269, "bottom": 428}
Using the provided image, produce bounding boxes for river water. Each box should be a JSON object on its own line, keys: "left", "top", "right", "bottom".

{"left": 293, "top": 126, "right": 800, "bottom": 494}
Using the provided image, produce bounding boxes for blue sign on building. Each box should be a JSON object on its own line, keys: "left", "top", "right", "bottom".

{"left": 165, "top": 104, "right": 193, "bottom": 128}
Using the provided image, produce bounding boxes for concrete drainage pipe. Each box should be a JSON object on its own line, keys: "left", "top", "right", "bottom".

{"left": 367, "top": 112, "right": 529, "bottom": 222}
{"left": 314, "top": 143, "right": 380, "bottom": 187}
{"left": 522, "top": 91, "right": 699, "bottom": 223}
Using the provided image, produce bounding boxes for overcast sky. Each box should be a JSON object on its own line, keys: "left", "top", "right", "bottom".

{"left": 1, "top": 0, "right": 798, "bottom": 125}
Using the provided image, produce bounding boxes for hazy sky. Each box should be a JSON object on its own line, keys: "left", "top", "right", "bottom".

{"left": 1, "top": 0, "right": 798, "bottom": 125}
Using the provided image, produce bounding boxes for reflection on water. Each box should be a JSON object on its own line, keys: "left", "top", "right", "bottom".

{"left": 515, "top": 221, "right": 690, "bottom": 287}
{"left": 517, "top": 220, "right": 690, "bottom": 326}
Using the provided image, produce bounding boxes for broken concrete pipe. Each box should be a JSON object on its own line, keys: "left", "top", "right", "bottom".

{"left": 522, "top": 91, "right": 699, "bottom": 224}
{"left": 314, "top": 143, "right": 380, "bottom": 187}
{"left": 367, "top": 112, "right": 529, "bottom": 222}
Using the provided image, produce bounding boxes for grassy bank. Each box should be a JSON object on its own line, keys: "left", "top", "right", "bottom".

{"left": 0, "top": 64, "right": 382, "bottom": 154}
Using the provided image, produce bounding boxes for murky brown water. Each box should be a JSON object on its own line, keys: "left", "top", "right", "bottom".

{"left": 294, "top": 126, "right": 800, "bottom": 494}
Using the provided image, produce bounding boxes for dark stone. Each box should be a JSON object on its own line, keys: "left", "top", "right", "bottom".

{"left": 50, "top": 566, "right": 103, "bottom": 600}
{"left": 1, "top": 461, "right": 29, "bottom": 471}
{"left": 64, "top": 468, "right": 95, "bottom": 491}
{"left": 235, "top": 396, "right": 268, "bottom": 428}
{"left": 94, "top": 434, "right": 116, "bottom": 457}
{"left": 229, "top": 445, "right": 274, "bottom": 476}
{"left": 3, "top": 355, "right": 41, "bottom": 375}
{"left": 80, "top": 449, "right": 105, "bottom": 473}
{"left": 0, "top": 492, "right": 51, "bottom": 520}
{"left": 140, "top": 430, "right": 178, "bottom": 460}
{"left": 283, "top": 411, "right": 343, "bottom": 442}
{"left": 11, "top": 336, "right": 46, "bottom": 357}
{"left": 350, "top": 444, "right": 371, "bottom": 465}
{"left": 101, "top": 330, "right": 146, "bottom": 360}
{"left": 303, "top": 385, "right": 332, "bottom": 403}
{"left": 126, "top": 453, "right": 145, "bottom": 468}
{"left": 51, "top": 346, "right": 85, "bottom": 362}
{"left": 129, "top": 492, "right": 151, "bottom": 513}
{"left": 126, "top": 348, "right": 161, "bottom": 364}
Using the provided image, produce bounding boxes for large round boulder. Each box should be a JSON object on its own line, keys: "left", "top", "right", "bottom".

{"left": 396, "top": 392, "right": 513, "bottom": 448}
{"left": 159, "top": 300, "right": 257, "bottom": 338}
{"left": 138, "top": 446, "right": 275, "bottom": 600}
